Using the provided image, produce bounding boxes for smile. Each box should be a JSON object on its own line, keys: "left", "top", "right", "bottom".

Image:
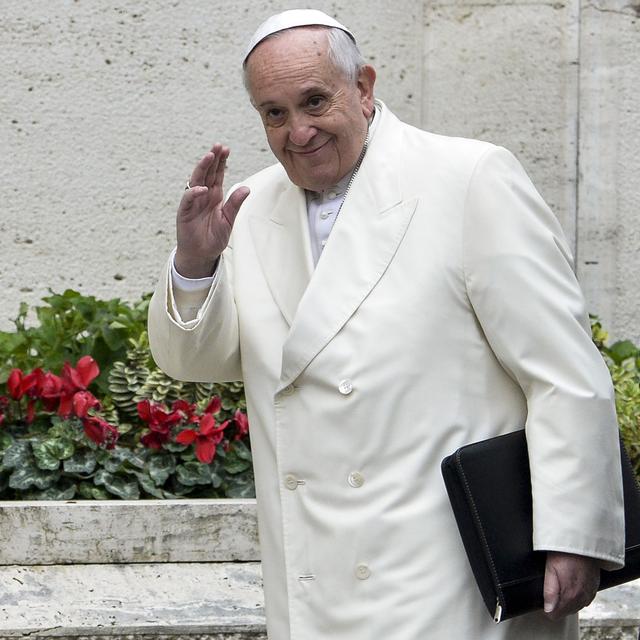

{"left": 290, "top": 139, "right": 331, "bottom": 156}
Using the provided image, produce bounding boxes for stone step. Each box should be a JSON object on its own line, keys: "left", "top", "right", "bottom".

{"left": 0, "top": 562, "right": 637, "bottom": 639}
{"left": 0, "top": 562, "right": 265, "bottom": 639}
{"left": 0, "top": 500, "right": 259, "bottom": 565}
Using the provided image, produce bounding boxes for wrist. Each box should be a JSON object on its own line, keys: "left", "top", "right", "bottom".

{"left": 174, "top": 252, "right": 219, "bottom": 279}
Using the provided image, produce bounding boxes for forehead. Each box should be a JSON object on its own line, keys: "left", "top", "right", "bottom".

{"left": 245, "top": 27, "right": 337, "bottom": 96}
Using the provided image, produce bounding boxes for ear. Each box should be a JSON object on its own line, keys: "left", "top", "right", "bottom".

{"left": 357, "top": 65, "right": 377, "bottom": 118}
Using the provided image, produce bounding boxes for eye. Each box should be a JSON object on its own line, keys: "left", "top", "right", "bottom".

{"left": 264, "top": 107, "right": 286, "bottom": 126}
{"left": 307, "top": 95, "right": 326, "bottom": 110}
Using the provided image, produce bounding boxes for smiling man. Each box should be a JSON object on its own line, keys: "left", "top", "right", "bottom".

{"left": 148, "top": 9, "right": 624, "bottom": 640}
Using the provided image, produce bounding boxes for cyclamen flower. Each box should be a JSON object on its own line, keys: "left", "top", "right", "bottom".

{"left": 72, "top": 390, "right": 101, "bottom": 418}
{"left": 176, "top": 414, "right": 230, "bottom": 464}
{"left": 59, "top": 356, "right": 100, "bottom": 417}
{"left": 81, "top": 415, "right": 119, "bottom": 449}
{"left": 7, "top": 369, "right": 24, "bottom": 400}
{"left": 40, "top": 372, "right": 64, "bottom": 412}
{"left": 233, "top": 410, "right": 249, "bottom": 441}
{"left": 138, "top": 399, "right": 184, "bottom": 449}
{"left": 62, "top": 356, "right": 100, "bottom": 390}
{"left": 204, "top": 396, "right": 222, "bottom": 415}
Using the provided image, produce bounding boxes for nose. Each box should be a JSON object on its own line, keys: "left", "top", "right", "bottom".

{"left": 288, "top": 113, "right": 318, "bottom": 148}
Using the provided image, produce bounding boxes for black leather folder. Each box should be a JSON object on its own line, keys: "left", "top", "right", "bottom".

{"left": 441, "top": 429, "right": 640, "bottom": 622}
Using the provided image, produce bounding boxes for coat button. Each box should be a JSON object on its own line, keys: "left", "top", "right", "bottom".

{"left": 338, "top": 379, "right": 353, "bottom": 395}
{"left": 281, "top": 384, "right": 295, "bottom": 396}
{"left": 284, "top": 474, "right": 299, "bottom": 490}
{"left": 348, "top": 471, "right": 364, "bottom": 488}
{"left": 355, "top": 563, "right": 371, "bottom": 580}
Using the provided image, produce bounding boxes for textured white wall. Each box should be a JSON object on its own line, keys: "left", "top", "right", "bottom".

{"left": 1, "top": 0, "right": 638, "bottom": 341}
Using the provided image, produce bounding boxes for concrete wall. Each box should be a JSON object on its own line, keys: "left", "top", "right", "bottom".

{"left": 1, "top": 0, "right": 638, "bottom": 341}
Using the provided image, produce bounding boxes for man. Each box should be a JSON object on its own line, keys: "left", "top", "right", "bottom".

{"left": 148, "top": 9, "right": 624, "bottom": 639}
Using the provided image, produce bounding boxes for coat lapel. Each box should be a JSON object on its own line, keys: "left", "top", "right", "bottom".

{"left": 278, "top": 109, "right": 418, "bottom": 391}
{"left": 248, "top": 184, "right": 314, "bottom": 326}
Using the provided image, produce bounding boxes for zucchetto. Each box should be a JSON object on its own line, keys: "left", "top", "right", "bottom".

{"left": 243, "top": 9, "right": 355, "bottom": 65}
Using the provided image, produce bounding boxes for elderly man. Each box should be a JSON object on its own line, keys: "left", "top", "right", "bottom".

{"left": 148, "top": 9, "right": 624, "bottom": 640}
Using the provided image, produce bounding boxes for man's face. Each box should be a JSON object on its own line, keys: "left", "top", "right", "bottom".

{"left": 245, "top": 28, "right": 376, "bottom": 192}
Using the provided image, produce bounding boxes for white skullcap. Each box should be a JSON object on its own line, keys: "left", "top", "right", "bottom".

{"left": 243, "top": 9, "right": 355, "bottom": 65}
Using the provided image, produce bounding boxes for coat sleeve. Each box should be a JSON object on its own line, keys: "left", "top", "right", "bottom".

{"left": 462, "top": 145, "right": 625, "bottom": 570}
{"left": 147, "top": 248, "right": 243, "bottom": 383}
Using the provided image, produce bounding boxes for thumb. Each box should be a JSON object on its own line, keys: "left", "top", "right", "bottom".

{"left": 222, "top": 186, "right": 250, "bottom": 228}
{"left": 543, "top": 560, "right": 560, "bottom": 614}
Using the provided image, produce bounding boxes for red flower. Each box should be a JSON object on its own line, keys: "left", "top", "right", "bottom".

{"left": 138, "top": 400, "right": 184, "bottom": 449}
{"left": 82, "top": 415, "right": 119, "bottom": 449}
{"left": 21, "top": 368, "right": 44, "bottom": 398}
{"left": 25, "top": 399, "right": 36, "bottom": 424}
{"left": 141, "top": 430, "right": 171, "bottom": 449}
{"left": 204, "top": 396, "right": 222, "bottom": 415}
{"left": 62, "top": 356, "right": 100, "bottom": 389}
{"left": 233, "top": 410, "right": 249, "bottom": 440}
{"left": 172, "top": 399, "right": 196, "bottom": 416}
{"left": 40, "top": 372, "right": 64, "bottom": 411}
{"left": 72, "top": 390, "right": 101, "bottom": 418}
{"left": 59, "top": 357, "right": 100, "bottom": 417}
{"left": 7, "top": 369, "right": 24, "bottom": 400}
{"left": 138, "top": 400, "right": 183, "bottom": 429}
{"left": 176, "top": 414, "right": 230, "bottom": 464}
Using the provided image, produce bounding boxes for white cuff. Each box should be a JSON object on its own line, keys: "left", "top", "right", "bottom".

{"left": 170, "top": 248, "right": 218, "bottom": 292}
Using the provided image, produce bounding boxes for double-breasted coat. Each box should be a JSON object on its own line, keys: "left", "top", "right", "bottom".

{"left": 148, "top": 102, "right": 624, "bottom": 640}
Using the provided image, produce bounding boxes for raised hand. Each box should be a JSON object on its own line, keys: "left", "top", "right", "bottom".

{"left": 175, "top": 143, "right": 250, "bottom": 278}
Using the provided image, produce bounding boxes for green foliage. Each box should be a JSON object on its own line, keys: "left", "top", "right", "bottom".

{"left": 0, "top": 290, "right": 252, "bottom": 501}
{"left": 0, "top": 290, "right": 150, "bottom": 395}
{"left": 591, "top": 316, "right": 640, "bottom": 476}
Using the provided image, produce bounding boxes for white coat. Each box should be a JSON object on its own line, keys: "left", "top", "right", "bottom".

{"left": 148, "top": 102, "right": 624, "bottom": 640}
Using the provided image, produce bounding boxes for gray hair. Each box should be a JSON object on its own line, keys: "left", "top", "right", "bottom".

{"left": 243, "top": 26, "right": 365, "bottom": 91}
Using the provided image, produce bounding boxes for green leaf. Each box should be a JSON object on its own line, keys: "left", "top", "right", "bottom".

{"left": 232, "top": 440, "right": 253, "bottom": 462}
{"left": 32, "top": 442, "right": 62, "bottom": 471}
{"left": 168, "top": 478, "right": 195, "bottom": 496}
{"left": 223, "top": 448, "right": 251, "bottom": 475}
{"left": 176, "top": 461, "right": 212, "bottom": 486}
{"left": 3, "top": 440, "right": 32, "bottom": 469}
{"left": 94, "top": 469, "right": 140, "bottom": 500}
{"left": 32, "top": 438, "right": 75, "bottom": 470}
{"left": 133, "top": 471, "right": 165, "bottom": 499}
{"left": 102, "top": 447, "right": 148, "bottom": 474}
{"left": 164, "top": 442, "right": 188, "bottom": 453}
{"left": 48, "top": 417, "right": 82, "bottom": 440}
{"left": 63, "top": 450, "right": 97, "bottom": 475}
{"left": 148, "top": 453, "right": 176, "bottom": 486}
{"left": 77, "top": 481, "right": 110, "bottom": 500}
{"left": 608, "top": 340, "right": 639, "bottom": 365}
{"left": 25, "top": 483, "right": 77, "bottom": 501}
{"left": 225, "top": 473, "right": 256, "bottom": 499}
{"left": 0, "top": 432, "right": 14, "bottom": 454}
{"left": 9, "top": 465, "right": 60, "bottom": 490}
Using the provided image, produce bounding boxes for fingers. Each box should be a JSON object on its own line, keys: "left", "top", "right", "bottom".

{"left": 543, "top": 560, "right": 561, "bottom": 616}
{"left": 178, "top": 185, "right": 209, "bottom": 214}
{"left": 221, "top": 186, "right": 250, "bottom": 229}
{"left": 188, "top": 143, "right": 229, "bottom": 189}
{"left": 543, "top": 552, "right": 600, "bottom": 620}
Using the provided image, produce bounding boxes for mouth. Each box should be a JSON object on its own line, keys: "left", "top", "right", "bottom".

{"left": 289, "top": 138, "right": 331, "bottom": 157}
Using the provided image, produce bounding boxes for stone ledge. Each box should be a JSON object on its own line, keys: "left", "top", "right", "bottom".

{"left": 0, "top": 561, "right": 638, "bottom": 639}
{"left": 0, "top": 500, "right": 259, "bottom": 565}
{"left": 0, "top": 562, "right": 265, "bottom": 638}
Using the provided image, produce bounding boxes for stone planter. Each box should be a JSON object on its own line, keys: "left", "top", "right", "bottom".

{"left": 0, "top": 499, "right": 637, "bottom": 639}
{"left": 0, "top": 499, "right": 265, "bottom": 640}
